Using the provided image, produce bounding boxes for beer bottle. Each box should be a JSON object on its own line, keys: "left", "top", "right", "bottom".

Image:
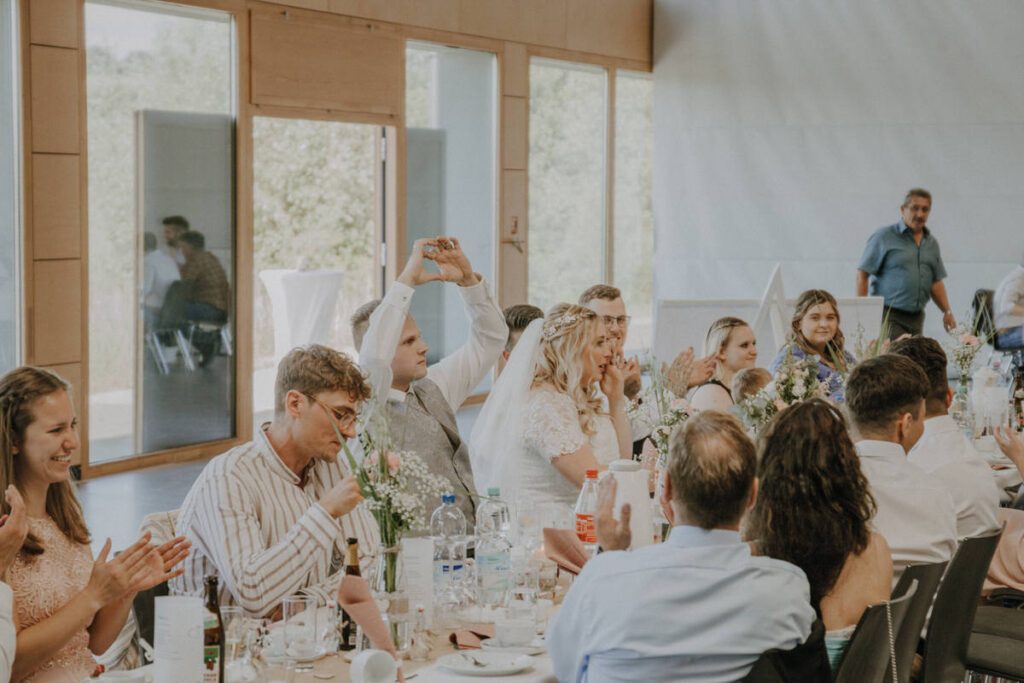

{"left": 203, "top": 575, "right": 224, "bottom": 683}
{"left": 339, "top": 537, "right": 361, "bottom": 651}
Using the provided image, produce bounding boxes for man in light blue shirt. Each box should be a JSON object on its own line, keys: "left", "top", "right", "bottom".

{"left": 547, "top": 412, "right": 815, "bottom": 683}
{"left": 856, "top": 188, "right": 956, "bottom": 338}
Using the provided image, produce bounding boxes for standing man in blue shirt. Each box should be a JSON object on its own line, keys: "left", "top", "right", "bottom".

{"left": 856, "top": 188, "right": 957, "bottom": 339}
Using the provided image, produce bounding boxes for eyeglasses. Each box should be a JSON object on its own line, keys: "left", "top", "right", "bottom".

{"left": 301, "top": 392, "right": 359, "bottom": 430}
{"left": 601, "top": 315, "right": 631, "bottom": 329}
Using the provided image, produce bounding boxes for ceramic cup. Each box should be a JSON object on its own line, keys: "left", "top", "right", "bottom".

{"left": 350, "top": 649, "right": 398, "bottom": 683}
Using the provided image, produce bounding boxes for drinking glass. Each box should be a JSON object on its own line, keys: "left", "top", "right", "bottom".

{"left": 536, "top": 559, "right": 558, "bottom": 600}
{"left": 282, "top": 596, "right": 318, "bottom": 672}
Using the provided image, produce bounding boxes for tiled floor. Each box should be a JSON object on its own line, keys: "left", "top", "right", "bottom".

{"left": 78, "top": 404, "right": 482, "bottom": 553}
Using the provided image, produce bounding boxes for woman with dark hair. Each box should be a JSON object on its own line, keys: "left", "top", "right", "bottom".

{"left": 744, "top": 399, "right": 892, "bottom": 671}
{"left": 769, "top": 289, "right": 856, "bottom": 401}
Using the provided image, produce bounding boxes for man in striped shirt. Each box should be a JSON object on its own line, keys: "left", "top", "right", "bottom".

{"left": 170, "top": 345, "right": 381, "bottom": 616}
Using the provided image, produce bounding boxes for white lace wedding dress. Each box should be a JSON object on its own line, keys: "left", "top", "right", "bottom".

{"left": 519, "top": 384, "right": 620, "bottom": 512}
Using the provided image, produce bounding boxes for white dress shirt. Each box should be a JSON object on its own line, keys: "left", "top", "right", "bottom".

{"left": 994, "top": 264, "right": 1024, "bottom": 330}
{"left": 143, "top": 248, "right": 181, "bottom": 309}
{"left": 171, "top": 426, "right": 380, "bottom": 616}
{"left": 358, "top": 278, "right": 507, "bottom": 411}
{"left": 0, "top": 582, "right": 14, "bottom": 683}
{"left": 856, "top": 440, "right": 958, "bottom": 586}
{"left": 547, "top": 526, "right": 815, "bottom": 683}
{"left": 909, "top": 415, "right": 1001, "bottom": 540}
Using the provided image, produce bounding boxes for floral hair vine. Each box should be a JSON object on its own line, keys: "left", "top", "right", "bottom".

{"left": 542, "top": 312, "right": 585, "bottom": 341}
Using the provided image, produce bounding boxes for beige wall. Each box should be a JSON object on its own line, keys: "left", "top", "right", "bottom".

{"left": 19, "top": 0, "right": 651, "bottom": 474}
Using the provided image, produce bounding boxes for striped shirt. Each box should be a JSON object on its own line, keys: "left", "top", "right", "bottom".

{"left": 169, "top": 425, "right": 380, "bottom": 616}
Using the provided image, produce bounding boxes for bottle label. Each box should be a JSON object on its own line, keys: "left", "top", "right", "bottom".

{"left": 203, "top": 646, "right": 220, "bottom": 683}
{"left": 575, "top": 513, "right": 596, "bottom": 544}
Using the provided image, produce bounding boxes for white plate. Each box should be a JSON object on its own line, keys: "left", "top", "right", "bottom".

{"left": 264, "top": 644, "right": 330, "bottom": 664}
{"left": 436, "top": 652, "right": 533, "bottom": 676}
{"left": 480, "top": 637, "right": 546, "bottom": 656}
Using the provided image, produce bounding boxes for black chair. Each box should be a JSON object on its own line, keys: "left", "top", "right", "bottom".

{"left": 741, "top": 618, "right": 830, "bottom": 683}
{"left": 919, "top": 526, "right": 1004, "bottom": 683}
{"left": 973, "top": 288, "right": 1024, "bottom": 367}
{"left": 965, "top": 600, "right": 1024, "bottom": 681}
{"left": 886, "top": 561, "right": 949, "bottom": 683}
{"left": 834, "top": 580, "right": 918, "bottom": 683}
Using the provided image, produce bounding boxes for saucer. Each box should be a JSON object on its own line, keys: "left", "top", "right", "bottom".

{"left": 480, "top": 637, "right": 546, "bottom": 656}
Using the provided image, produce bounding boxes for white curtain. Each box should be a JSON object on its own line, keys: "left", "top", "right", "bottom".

{"left": 653, "top": 0, "right": 1024, "bottom": 341}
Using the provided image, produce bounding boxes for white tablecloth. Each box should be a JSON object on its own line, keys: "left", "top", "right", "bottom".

{"left": 259, "top": 269, "right": 344, "bottom": 362}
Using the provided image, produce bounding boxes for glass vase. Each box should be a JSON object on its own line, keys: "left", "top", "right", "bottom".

{"left": 950, "top": 375, "right": 973, "bottom": 436}
{"left": 370, "top": 546, "right": 411, "bottom": 653}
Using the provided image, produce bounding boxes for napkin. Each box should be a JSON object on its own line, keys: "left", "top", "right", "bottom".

{"left": 337, "top": 575, "right": 406, "bottom": 682}
{"left": 543, "top": 528, "right": 589, "bottom": 575}
{"left": 448, "top": 623, "right": 496, "bottom": 649}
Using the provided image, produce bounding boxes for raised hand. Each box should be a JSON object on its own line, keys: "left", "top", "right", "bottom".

{"left": 396, "top": 238, "right": 447, "bottom": 288}
{"left": 128, "top": 536, "right": 192, "bottom": 593}
{"left": 664, "top": 348, "right": 695, "bottom": 397}
{"left": 600, "top": 358, "right": 625, "bottom": 405}
{"left": 595, "top": 476, "right": 631, "bottom": 552}
{"left": 0, "top": 485, "right": 29, "bottom": 578}
{"left": 320, "top": 474, "right": 365, "bottom": 519}
{"left": 622, "top": 357, "right": 642, "bottom": 400}
{"left": 86, "top": 534, "right": 162, "bottom": 607}
{"left": 427, "top": 236, "right": 479, "bottom": 287}
{"left": 994, "top": 425, "right": 1024, "bottom": 472}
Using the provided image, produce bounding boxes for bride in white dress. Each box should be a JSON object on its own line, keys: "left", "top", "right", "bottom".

{"left": 470, "top": 304, "right": 632, "bottom": 516}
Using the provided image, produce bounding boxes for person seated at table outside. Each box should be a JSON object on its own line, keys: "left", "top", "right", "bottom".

{"left": 142, "top": 231, "right": 180, "bottom": 332}
{"left": 845, "top": 354, "right": 957, "bottom": 587}
{"left": 770, "top": 289, "right": 856, "bottom": 402}
{"left": 890, "top": 337, "right": 1001, "bottom": 539}
{"left": 689, "top": 317, "right": 758, "bottom": 412}
{"left": 547, "top": 411, "right": 815, "bottom": 683}
{"left": 993, "top": 254, "right": 1024, "bottom": 349}
{"left": 178, "top": 230, "right": 231, "bottom": 364}
{"left": 502, "top": 303, "right": 544, "bottom": 362}
{"left": 1, "top": 366, "right": 189, "bottom": 682}
{"left": 744, "top": 399, "right": 892, "bottom": 671}
{"left": 171, "top": 345, "right": 380, "bottom": 617}
{"left": 161, "top": 214, "right": 189, "bottom": 266}
{"left": 730, "top": 367, "right": 771, "bottom": 404}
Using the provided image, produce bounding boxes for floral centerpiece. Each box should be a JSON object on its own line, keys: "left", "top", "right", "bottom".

{"left": 946, "top": 325, "right": 984, "bottom": 384}
{"left": 734, "top": 347, "right": 827, "bottom": 434}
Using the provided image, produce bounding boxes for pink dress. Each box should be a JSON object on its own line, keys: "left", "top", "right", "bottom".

{"left": 8, "top": 517, "right": 96, "bottom": 683}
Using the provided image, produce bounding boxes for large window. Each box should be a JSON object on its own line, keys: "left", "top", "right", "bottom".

{"left": 0, "top": 1, "right": 17, "bottom": 374}
{"left": 528, "top": 59, "right": 607, "bottom": 312}
{"left": 613, "top": 72, "right": 654, "bottom": 349}
{"left": 85, "top": 1, "right": 235, "bottom": 463}
{"left": 405, "top": 41, "right": 497, "bottom": 389}
{"left": 252, "top": 117, "right": 382, "bottom": 422}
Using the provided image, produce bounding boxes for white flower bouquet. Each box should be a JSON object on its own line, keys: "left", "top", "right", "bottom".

{"left": 946, "top": 324, "right": 984, "bottom": 381}
{"left": 734, "top": 348, "right": 826, "bottom": 435}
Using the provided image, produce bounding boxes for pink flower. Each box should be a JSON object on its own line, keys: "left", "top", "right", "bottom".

{"left": 368, "top": 450, "right": 402, "bottom": 474}
{"left": 773, "top": 399, "right": 788, "bottom": 411}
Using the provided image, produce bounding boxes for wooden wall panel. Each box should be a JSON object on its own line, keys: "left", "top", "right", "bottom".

{"left": 31, "top": 153, "right": 81, "bottom": 260}
{"left": 41, "top": 361, "right": 83, "bottom": 465}
{"left": 327, "top": 0, "right": 460, "bottom": 33}
{"left": 459, "top": 0, "right": 566, "bottom": 49}
{"left": 250, "top": 8, "right": 404, "bottom": 116}
{"left": 501, "top": 169, "right": 526, "bottom": 241}
{"left": 29, "top": 45, "right": 80, "bottom": 153}
{"left": 501, "top": 96, "right": 527, "bottom": 170}
{"left": 265, "top": 0, "right": 328, "bottom": 10}
{"left": 502, "top": 42, "right": 528, "bottom": 97}
{"left": 32, "top": 259, "right": 82, "bottom": 365}
{"left": 28, "top": 0, "right": 79, "bottom": 48}
{"left": 565, "top": 0, "right": 651, "bottom": 63}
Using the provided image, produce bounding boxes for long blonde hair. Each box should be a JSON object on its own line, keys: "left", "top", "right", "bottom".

{"left": 532, "top": 304, "right": 604, "bottom": 436}
{"left": 0, "top": 366, "right": 91, "bottom": 555}
{"left": 704, "top": 317, "right": 751, "bottom": 382}
{"left": 790, "top": 289, "right": 848, "bottom": 371}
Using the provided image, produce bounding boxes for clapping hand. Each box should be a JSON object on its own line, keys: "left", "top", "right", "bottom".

{"left": 665, "top": 348, "right": 715, "bottom": 396}
{"left": 130, "top": 536, "right": 191, "bottom": 593}
{"left": 994, "top": 425, "right": 1024, "bottom": 473}
{"left": 87, "top": 532, "right": 190, "bottom": 608}
{"left": 427, "top": 236, "right": 479, "bottom": 287}
{"left": 600, "top": 357, "right": 625, "bottom": 404}
{"left": 595, "top": 476, "right": 631, "bottom": 552}
{"left": 0, "top": 485, "right": 29, "bottom": 579}
{"left": 622, "top": 356, "right": 642, "bottom": 400}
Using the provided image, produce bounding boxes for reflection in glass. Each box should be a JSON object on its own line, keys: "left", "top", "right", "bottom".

{"left": 85, "top": 1, "right": 234, "bottom": 462}
{"left": 405, "top": 42, "right": 497, "bottom": 389}
{"left": 251, "top": 117, "right": 380, "bottom": 422}
{"left": 0, "top": 1, "right": 17, "bottom": 374}
{"left": 528, "top": 59, "right": 607, "bottom": 312}
{"left": 614, "top": 72, "right": 654, "bottom": 352}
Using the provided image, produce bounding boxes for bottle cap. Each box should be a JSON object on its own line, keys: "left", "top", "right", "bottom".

{"left": 585, "top": 469, "right": 598, "bottom": 479}
{"left": 442, "top": 493, "right": 456, "bottom": 504}
{"left": 487, "top": 486, "right": 501, "bottom": 497}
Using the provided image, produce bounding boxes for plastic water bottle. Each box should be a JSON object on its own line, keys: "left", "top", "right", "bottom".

{"left": 475, "top": 491, "right": 512, "bottom": 610}
{"left": 574, "top": 469, "right": 599, "bottom": 556}
{"left": 428, "top": 493, "right": 468, "bottom": 589}
{"left": 475, "top": 487, "right": 511, "bottom": 537}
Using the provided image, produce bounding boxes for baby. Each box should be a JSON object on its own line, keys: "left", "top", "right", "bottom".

{"left": 731, "top": 367, "right": 771, "bottom": 404}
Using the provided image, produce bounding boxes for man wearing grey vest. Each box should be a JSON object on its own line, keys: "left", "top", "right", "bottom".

{"left": 353, "top": 237, "right": 508, "bottom": 527}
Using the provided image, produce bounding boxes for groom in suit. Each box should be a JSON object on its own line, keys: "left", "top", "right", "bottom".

{"left": 352, "top": 237, "right": 507, "bottom": 527}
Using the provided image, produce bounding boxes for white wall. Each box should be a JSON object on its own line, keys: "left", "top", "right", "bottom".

{"left": 653, "top": 0, "right": 1024, "bottom": 341}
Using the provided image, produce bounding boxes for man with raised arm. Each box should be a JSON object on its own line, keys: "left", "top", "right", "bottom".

{"left": 353, "top": 237, "right": 507, "bottom": 526}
